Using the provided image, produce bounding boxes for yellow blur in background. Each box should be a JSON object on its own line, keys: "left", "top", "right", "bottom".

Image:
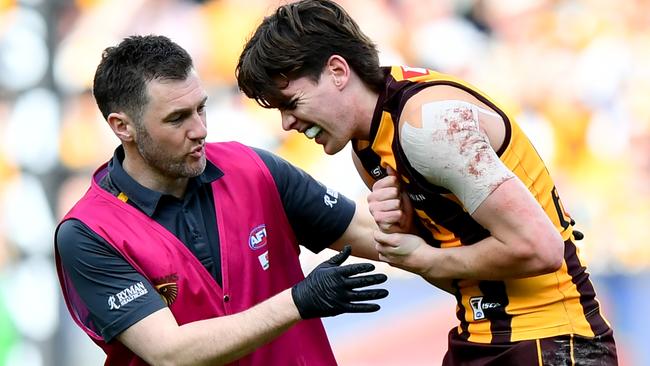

{"left": 0, "top": 0, "right": 648, "bottom": 365}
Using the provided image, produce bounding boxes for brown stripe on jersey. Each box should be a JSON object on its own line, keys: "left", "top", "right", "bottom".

{"left": 403, "top": 179, "right": 491, "bottom": 245}
{"left": 564, "top": 239, "right": 611, "bottom": 336}
{"left": 478, "top": 280, "right": 512, "bottom": 344}
{"left": 354, "top": 144, "right": 439, "bottom": 246}
{"left": 453, "top": 279, "right": 472, "bottom": 340}
{"left": 353, "top": 145, "right": 387, "bottom": 179}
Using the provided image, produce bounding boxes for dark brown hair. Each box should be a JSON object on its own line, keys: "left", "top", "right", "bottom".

{"left": 236, "top": 0, "right": 384, "bottom": 108}
{"left": 93, "top": 35, "right": 193, "bottom": 123}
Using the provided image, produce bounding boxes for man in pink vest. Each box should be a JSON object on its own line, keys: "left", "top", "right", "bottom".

{"left": 55, "top": 35, "right": 388, "bottom": 366}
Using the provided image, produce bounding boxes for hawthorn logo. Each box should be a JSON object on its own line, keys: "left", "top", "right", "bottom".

{"left": 153, "top": 274, "right": 179, "bottom": 306}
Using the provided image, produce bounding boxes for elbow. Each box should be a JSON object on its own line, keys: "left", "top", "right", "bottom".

{"left": 535, "top": 249, "right": 563, "bottom": 275}
{"left": 542, "top": 229, "right": 565, "bottom": 272}
{"left": 523, "top": 231, "right": 564, "bottom": 275}
{"left": 152, "top": 356, "right": 223, "bottom": 366}
{"left": 148, "top": 353, "right": 182, "bottom": 366}
{"left": 536, "top": 234, "right": 564, "bottom": 274}
{"left": 147, "top": 348, "right": 204, "bottom": 366}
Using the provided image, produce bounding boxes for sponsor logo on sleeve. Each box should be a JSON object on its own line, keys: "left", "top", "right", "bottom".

{"left": 108, "top": 282, "right": 148, "bottom": 310}
{"left": 324, "top": 188, "right": 339, "bottom": 208}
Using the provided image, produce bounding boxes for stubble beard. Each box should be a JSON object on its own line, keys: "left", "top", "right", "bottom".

{"left": 135, "top": 124, "right": 206, "bottom": 179}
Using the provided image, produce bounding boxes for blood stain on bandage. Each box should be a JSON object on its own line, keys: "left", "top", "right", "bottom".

{"left": 467, "top": 144, "right": 494, "bottom": 178}
{"left": 443, "top": 106, "right": 474, "bottom": 138}
{"left": 468, "top": 154, "right": 482, "bottom": 178}
{"left": 434, "top": 105, "right": 496, "bottom": 180}
{"left": 457, "top": 106, "right": 474, "bottom": 121}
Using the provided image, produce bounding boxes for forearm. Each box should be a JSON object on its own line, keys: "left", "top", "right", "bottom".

{"left": 177, "top": 290, "right": 300, "bottom": 365}
{"left": 417, "top": 236, "right": 559, "bottom": 281}
{"left": 122, "top": 289, "right": 301, "bottom": 366}
{"left": 330, "top": 204, "right": 381, "bottom": 261}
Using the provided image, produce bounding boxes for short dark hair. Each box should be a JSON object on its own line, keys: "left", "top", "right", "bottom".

{"left": 236, "top": 0, "right": 384, "bottom": 108}
{"left": 93, "top": 35, "right": 193, "bottom": 122}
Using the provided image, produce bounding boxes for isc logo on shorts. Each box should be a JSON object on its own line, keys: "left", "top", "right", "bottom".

{"left": 249, "top": 224, "right": 267, "bottom": 250}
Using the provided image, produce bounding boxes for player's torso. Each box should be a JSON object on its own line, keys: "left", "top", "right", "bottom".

{"left": 353, "top": 66, "right": 610, "bottom": 343}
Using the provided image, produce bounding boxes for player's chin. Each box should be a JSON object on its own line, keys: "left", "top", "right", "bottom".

{"left": 322, "top": 140, "right": 345, "bottom": 155}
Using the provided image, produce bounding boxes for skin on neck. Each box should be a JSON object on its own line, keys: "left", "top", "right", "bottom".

{"left": 325, "top": 55, "right": 379, "bottom": 143}
{"left": 349, "top": 76, "right": 379, "bottom": 141}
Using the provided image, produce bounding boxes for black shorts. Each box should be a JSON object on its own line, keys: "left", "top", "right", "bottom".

{"left": 442, "top": 328, "right": 618, "bottom": 366}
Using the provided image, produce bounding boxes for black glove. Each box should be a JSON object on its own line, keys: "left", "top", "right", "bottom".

{"left": 291, "top": 245, "right": 389, "bottom": 319}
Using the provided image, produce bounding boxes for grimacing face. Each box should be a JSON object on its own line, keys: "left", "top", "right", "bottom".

{"left": 135, "top": 71, "right": 208, "bottom": 179}
{"left": 278, "top": 72, "right": 356, "bottom": 155}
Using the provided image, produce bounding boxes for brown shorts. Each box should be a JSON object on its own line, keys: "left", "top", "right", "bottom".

{"left": 442, "top": 329, "right": 618, "bottom": 366}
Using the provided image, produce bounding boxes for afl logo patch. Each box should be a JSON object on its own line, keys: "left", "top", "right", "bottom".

{"left": 249, "top": 224, "right": 268, "bottom": 250}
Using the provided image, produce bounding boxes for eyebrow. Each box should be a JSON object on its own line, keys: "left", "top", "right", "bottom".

{"left": 278, "top": 95, "right": 298, "bottom": 110}
{"left": 162, "top": 96, "right": 208, "bottom": 121}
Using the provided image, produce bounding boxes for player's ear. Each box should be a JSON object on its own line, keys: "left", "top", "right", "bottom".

{"left": 326, "top": 55, "right": 349, "bottom": 89}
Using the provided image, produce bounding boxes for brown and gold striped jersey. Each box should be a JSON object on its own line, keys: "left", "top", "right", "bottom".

{"left": 353, "top": 66, "right": 611, "bottom": 344}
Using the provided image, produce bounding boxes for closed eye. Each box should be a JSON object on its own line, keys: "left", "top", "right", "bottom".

{"left": 279, "top": 97, "right": 298, "bottom": 111}
{"left": 166, "top": 112, "right": 189, "bottom": 123}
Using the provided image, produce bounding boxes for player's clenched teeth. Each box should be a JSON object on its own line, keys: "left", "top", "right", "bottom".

{"left": 304, "top": 125, "right": 323, "bottom": 139}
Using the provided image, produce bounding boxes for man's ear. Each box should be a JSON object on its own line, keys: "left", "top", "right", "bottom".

{"left": 326, "top": 55, "right": 350, "bottom": 89}
{"left": 107, "top": 112, "right": 136, "bottom": 142}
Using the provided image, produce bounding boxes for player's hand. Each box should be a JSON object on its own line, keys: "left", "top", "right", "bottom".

{"left": 374, "top": 230, "right": 430, "bottom": 274}
{"left": 368, "top": 166, "right": 414, "bottom": 234}
{"left": 291, "top": 245, "right": 389, "bottom": 319}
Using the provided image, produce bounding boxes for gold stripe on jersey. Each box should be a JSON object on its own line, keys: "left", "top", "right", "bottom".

{"left": 536, "top": 339, "right": 543, "bottom": 365}
{"left": 353, "top": 66, "right": 611, "bottom": 344}
{"left": 500, "top": 122, "right": 574, "bottom": 241}
{"left": 371, "top": 112, "right": 397, "bottom": 170}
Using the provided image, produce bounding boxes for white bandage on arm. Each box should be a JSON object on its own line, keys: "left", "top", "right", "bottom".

{"left": 400, "top": 100, "right": 515, "bottom": 213}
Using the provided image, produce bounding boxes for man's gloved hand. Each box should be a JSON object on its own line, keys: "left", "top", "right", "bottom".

{"left": 291, "top": 245, "right": 389, "bottom": 319}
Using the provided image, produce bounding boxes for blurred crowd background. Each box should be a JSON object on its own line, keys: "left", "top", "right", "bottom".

{"left": 1, "top": 0, "right": 649, "bottom": 365}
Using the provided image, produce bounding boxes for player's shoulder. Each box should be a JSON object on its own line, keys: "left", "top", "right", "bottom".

{"left": 402, "top": 85, "right": 469, "bottom": 122}
{"left": 405, "top": 84, "right": 477, "bottom": 111}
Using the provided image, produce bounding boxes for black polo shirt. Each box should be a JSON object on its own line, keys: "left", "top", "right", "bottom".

{"left": 56, "top": 145, "right": 355, "bottom": 342}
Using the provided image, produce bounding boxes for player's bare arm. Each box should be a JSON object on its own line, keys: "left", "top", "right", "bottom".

{"left": 374, "top": 86, "right": 564, "bottom": 280}
{"left": 328, "top": 201, "right": 382, "bottom": 261}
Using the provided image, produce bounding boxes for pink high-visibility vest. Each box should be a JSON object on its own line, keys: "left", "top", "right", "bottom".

{"left": 55, "top": 142, "right": 336, "bottom": 366}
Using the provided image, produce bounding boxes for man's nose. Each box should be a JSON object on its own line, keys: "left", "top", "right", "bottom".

{"left": 280, "top": 110, "right": 297, "bottom": 131}
{"left": 189, "top": 114, "right": 207, "bottom": 140}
